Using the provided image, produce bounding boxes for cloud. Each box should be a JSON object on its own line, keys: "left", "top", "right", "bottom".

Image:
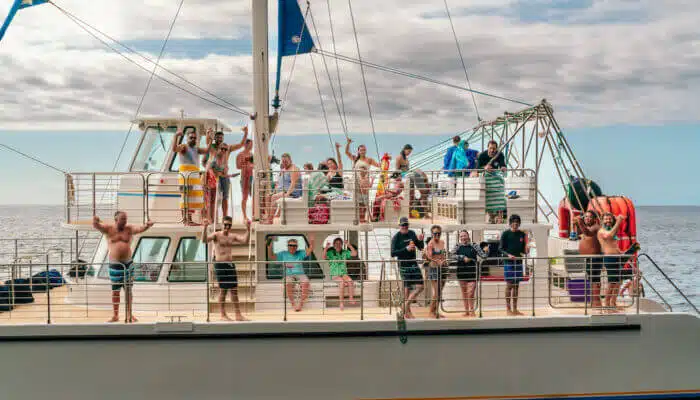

{"left": 0, "top": 0, "right": 698, "bottom": 135}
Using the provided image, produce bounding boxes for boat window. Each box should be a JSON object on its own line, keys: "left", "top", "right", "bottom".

{"left": 96, "top": 252, "right": 110, "bottom": 279}
{"left": 265, "top": 234, "right": 324, "bottom": 280}
{"left": 169, "top": 127, "right": 205, "bottom": 172}
{"left": 131, "top": 237, "right": 170, "bottom": 282}
{"left": 168, "top": 237, "right": 207, "bottom": 282}
{"left": 131, "top": 126, "right": 178, "bottom": 172}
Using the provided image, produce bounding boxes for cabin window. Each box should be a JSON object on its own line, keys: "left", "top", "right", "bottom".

{"left": 131, "top": 237, "right": 170, "bottom": 282}
{"left": 168, "top": 237, "right": 207, "bottom": 282}
{"left": 264, "top": 234, "right": 324, "bottom": 280}
{"left": 169, "top": 127, "right": 205, "bottom": 172}
{"left": 132, "top": 125, "right": 178, "bottom": 172}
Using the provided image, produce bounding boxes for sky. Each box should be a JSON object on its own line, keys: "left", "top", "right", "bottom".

{"left": 0, "top": 0, "right": 698, "bottom": 205}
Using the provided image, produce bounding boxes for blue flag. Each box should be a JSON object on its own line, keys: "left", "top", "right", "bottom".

{"left": 273, "top": 0, "right": 315, "bottom": 109}
{"left": 0, "top": 0, "right": 49, "bottom": 42}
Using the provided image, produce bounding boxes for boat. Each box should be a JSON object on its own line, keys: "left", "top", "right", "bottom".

{"left": 0, "top": 1, "right": 698, "bottom": 399}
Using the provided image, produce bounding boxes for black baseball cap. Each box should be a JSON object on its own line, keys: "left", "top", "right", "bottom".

{"left": 399, "top": 217, "right": 409, "bottom": 226}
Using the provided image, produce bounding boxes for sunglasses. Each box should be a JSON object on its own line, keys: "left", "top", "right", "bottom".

{"left": 223, "top": 223, "right": 232, "bottom": 227}
{"left": 288, "top": 244, "right": 298, "bottom": 247}
{"left": 432, "top": 232, "right": 441, "bottom": 236}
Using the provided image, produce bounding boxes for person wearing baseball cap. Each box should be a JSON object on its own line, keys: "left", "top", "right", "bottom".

{"left": 391, "top": 217, "right": 425, "bottom": 318}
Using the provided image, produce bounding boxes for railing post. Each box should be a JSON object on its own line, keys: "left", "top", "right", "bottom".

{"left": 636, "top": 261, "right": 641, "bottom": 315}
{"left": 92, "top": 173, "right": 96, "bottom": 218}
{"left": 46, "top": 254, "right": 51, "bottom": 324}
{"left": 283, "top": 261, "right": 288, "bottom": 322}
{"left": 478, "top": 260, "right": 483, "bottom": 318}
{"left": 281, "top": 171, "right": 287, "bottom": 225}
{"left": 206, "top": 260, "right": 210, "bottom": 323}
{"left": 360, "top": 272, "right": 364, "bottom": 321}
{"left": 530, "top": 256, "right": 535, "bottom": 317}
{"left": 584, "top": 256, "right": 589, "bottom": 316}
{"left": 143, "top": 174, "right": 149, "bottom": 224}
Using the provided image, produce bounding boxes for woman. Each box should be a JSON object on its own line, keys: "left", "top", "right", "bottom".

{"left": 205, "top": 145, "right": 231, "bottom": 222}
{"left": 452, "top": 230, "right": 481, "bottom": 317}
{"left": 345, "top": 137, "right": 380, "bottom": 169}
{"left": 326, "top": 142, "right": 344, "bottom": 189}
{"left": 372, "top": 172, "right": 404, "bottom": 221}
{"left": 395, "top": 144, "right": 413, "bottom": 172}
{"left": 423, "top": 225, "right": 447, "bottom": 319}
{"left": 323, "top": 238, "right": 358, "bottom": 310}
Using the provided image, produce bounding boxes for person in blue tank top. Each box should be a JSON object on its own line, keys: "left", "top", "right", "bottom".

{"left": 267, "top": 237, "right": 314, "bottom": 312}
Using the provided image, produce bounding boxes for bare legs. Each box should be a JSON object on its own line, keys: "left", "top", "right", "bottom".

{"left": 219, "top": 288, "right": 248, "bottom": 321}
{"left": 459, "top": 280, "right": 476, "bottom": 316}
{"left": 286, "top": 280, "right": 310, "bottom": 312}
{"left": 605, "top": 283, "right": 621, "bottom": 312}
{"left": 108, "top": 286, "right": 136, "bottom": 323}
{"left": 428, "top": 277, "right": 447, "bottom": 319}
{"left": 108, "top": 290, "right": 120, "bottom": 322}
{"left": 505, "top": 283, "right": 521, "bottom": 316}
{"left": 333, "top": 276, "right": 356, "bottom": 310}
{"left": 403, "top": 285, "right": 424, "bottom": 319}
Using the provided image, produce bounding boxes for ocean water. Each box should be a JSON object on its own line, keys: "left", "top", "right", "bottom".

{"left": 0, "top": 204, "right": 697, "bottom": 312}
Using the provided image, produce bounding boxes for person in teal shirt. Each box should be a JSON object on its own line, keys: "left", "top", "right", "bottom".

{"left": 267, "top": 237, "right": 314, "bottom": 312}
{"left": 323, "top": 238, "right": 358, "bottom": 310}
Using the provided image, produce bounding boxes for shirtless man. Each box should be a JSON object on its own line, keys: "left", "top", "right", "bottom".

{"left": 202, "top": 216, "right": 251, "bottom": 321}
{"left": 204, "top": 127, "right": 248, "bottom": 218}
{"left": 92, "top": 212, "right": 154, "bottom": 323}
{"left": 575, "top": 211, "right": 603, "bottom": 308}
{"left": 598, "top": 213, "right": 640, "bottom": 311}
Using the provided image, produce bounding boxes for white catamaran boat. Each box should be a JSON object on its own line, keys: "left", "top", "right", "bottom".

{"left": 0, "top": 1, "right": 697, "bottom": 400}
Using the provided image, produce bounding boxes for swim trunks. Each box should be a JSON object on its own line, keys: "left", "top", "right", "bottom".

{"left": 586, "top": 256, "right": 604, "bottom": 284}
{"left": 218, "top": 177, "right": 230, "bottom": 200}
{"left": 603, "top": 256, "right": 622, "bottom": 283}
{"left": 503, "top": 260, "right": 523, "bottom": 284}
{"left": 109, "top": 261, "right": 134, "bottom": 291}
{"left": 400, "top": 265, "right": 423, "bottom": 290}
{"left": 214, "top": 262, "right": 238, "bottom": 289}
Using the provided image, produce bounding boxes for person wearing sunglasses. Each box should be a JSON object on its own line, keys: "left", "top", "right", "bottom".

{"left": 202, "top": 217, "right": 251, "bottom": 321}
{"left": 452, "top": 230, "right": 486, "bottom": 317}
{"left": 424, "top": 225, "right": 447, "bottom": 319}
{"left": 267, "top": 237, "right": 314, "bottom": 312}
{"left": 391, "top": 217, "right": 425, "bottom": 319}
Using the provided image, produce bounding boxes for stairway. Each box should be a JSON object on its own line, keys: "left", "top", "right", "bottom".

{"left": 208, "top": 226, "right": 256, "bottom": 314}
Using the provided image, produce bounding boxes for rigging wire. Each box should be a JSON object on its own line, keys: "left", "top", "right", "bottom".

{"left": 346, "top": 0, "right": 381, "bottom": 159}
{"left": 315, "top": 48, "right": 531, "bottom": 107}
{"left": 0, "top": 143, "right": 66, "bottom": 174}
{"left": 442, "top": 0, "right": 481, "bottom": 122}
{"left": 49, "top": 1, "right": 248, "bottom": 116}
{"left": 325, "top": 0, "right": 348, "bottom": 130}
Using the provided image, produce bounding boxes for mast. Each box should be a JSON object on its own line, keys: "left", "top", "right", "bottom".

{"left": 251, "top": 0, "right": 270, "bottom": 221}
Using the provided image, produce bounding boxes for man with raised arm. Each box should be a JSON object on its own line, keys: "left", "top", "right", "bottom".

{"left": 391, "top": 217, "right": 425, "bottom": 319}
{"left": 172, "top": 129, "right": 208, "bottom": 225}
{"left": 598, "top": 213, "right": 640, "bottom": 312}
{"left": 92, "top": 211, "right": 154, "bottom": 323}
{"left": 202, "top": 216, "right": 251, "bottom": 321}
{"left": 478, "top": 140, "right": 508, "bottom": 223}
{"left": 267, "top": 237, "right": 314, "bottom": 312}
{"left": 204, "top": 127, "right": 249, "bottom": 219}
{"left": 574, "top": 211, "right": 604, "bottom": 308}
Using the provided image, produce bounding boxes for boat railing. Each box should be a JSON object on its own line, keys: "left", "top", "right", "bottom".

{"left": 0, "top": 253, "right": 683, "bottom": 325}
{"left": 256, "top": 168, "right": 537, "bottom": 226}
{"left": 0, "top": 235, "right": 99, "bottom": 268}
{"left": 636, "top": 253, "right": 698, "bottom": 314}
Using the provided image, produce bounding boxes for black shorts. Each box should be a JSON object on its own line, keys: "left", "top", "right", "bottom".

{"left": 456, "top": 263, "right": 477, "bottom": 282}
{"left": 400, "top": 264, "right": 423, "bottom": 290}
{"left": 586, "top": 256, "right": 604, "bottom": 284}
{"left": 214, "top": 262, "right": 238, "bottom": 289}
{"left": 603, "top": 256, "right": 622, "bottom": 283}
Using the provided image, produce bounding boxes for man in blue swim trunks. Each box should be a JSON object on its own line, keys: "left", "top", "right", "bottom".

{"left": 93, "top": 211, "right": 154, "bottom": 323}
{"left": 499, "top": 214, "right": 528, "bottom": 316}
{"left": 391, "top": 217, "right": 425, "bottom": 319}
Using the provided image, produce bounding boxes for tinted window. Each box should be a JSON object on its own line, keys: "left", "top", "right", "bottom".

{"left": 132, "top": 126, "right": 177, "bottom": 172}
{"left": 168, "top": 237, "right": 207, "bottom": 282}
{"left": 131, "top": 237, "right": 170, "bottom": 282}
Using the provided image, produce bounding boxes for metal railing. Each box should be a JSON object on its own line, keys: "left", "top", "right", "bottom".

{"left": 0, "top": 252, "right": 692, "bottom": 325}
{"left": 256, "top": 168, "right": 537, "bottom": 225}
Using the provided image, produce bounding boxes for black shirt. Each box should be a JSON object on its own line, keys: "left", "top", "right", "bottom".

{"left": 477, "top": 151, "right": 506, "bottom": 169}
{"left": 452, "top": 243, "right": 481, "bottom": 266}
{"left": 500, "top": 230, "right": 527, "bottom": 257}
{"left": 329, "top": 172, "right": 344, "bottom": 189}
{"left": 391, "top": 230, "right": 424, "bottom": 268}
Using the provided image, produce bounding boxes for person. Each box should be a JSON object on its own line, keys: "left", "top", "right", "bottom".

{"left": 574, "top": 211, "right": 603, "bottom": 308}
{"left": 391, "top": 217, "right": 425, "bottom": 319}
{"left": 267, "top": 237, "right": 314, "bottom": 312}
{"left": 172, "top": 129, "right": 208, "bottom": 225}
{"left": 307, "top": 163, "right": 331, "bottom": 207}
{"left": 345, "top": 137, "right": 381, "bottom": 169}
{"left": 235, "top": 139, "right": 254, "bottom": 222}
{"left": 450, "top": 140, "right": 479, "bottom": 178}
{"left": 395, "top": 144, "right": 413, "bottom": 172}
{"left": 372, "top": 172, "right": 404, "bottom": 221}
{"left": 326, "top": 143, "right": 345, "bottom": 189}
{"left": 478, "top": 140, "right": 507, "bottom": 223}
{"left": 356, "top": 163, "right": 373, "bottom": 223}
{"left": 266, "top": 153, "right": 302, "bottom": 223}
{"left": 92, "top": 212, "right": 154, "bottom": 323}
{"left": 203, "top": 127, "right": 248, "bottom": 219}
{"left": 205, "top": 144, "right": 238, "bottom": 222}
{"left": 598, "top": 213, "right": 641, "bottom": 312}
{"left": 202, "top": 217, "right": 251, "bottom": 321}
{"left": 323, "top": 238, "right": 358, "bottom": 310}
{"left": 452, "top": 230, "right": 483, "bottom": 317}
{"left": 499, "top": 214, "right": 528, "bottom": 316}
{"left": 423, "top": 225, "right": 447, "bottom": 319}
{"left": 443, "top": 135, "right": 461, "bottom": 177}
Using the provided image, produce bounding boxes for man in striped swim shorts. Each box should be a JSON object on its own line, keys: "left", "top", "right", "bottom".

{"left": 93, "top": 211, "right": 154, "bottom": 323}
{"left": 172, "top": 128, "right": 208, "bottom": 225}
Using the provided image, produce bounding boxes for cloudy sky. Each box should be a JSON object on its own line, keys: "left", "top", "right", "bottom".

{"left": 0, "top": 0, "right": 698, "bottom": 205}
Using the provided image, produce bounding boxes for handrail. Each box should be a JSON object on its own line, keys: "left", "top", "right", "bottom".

{"left": 640, "top": 275, "right": 673, "bottom": 312}
{"left": 637, "top": 253, "right": 698, "bottom": 314}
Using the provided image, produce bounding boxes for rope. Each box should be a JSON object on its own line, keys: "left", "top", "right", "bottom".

{"left": 48, "top": 1, "right": 248, "bottom": 116}
{"left": 325, "top": 0, "right": 348, "bottom": 130}
{"left": 309, "top": 53, "right": 336, "bottom": 152}
{"left": 442, "top": 0, "right": 480, "bottom": 122}
{"left": 50, "top": 1, "right": 248, "bottom": 116}
{"left": 347, "top": 0, "right": 381, "bottom": 159}
{"left": 0, "top": 143, "right": 66, "bottom": 174}
{"left": 316, "top": 49, "right": 531, "bottom": 107}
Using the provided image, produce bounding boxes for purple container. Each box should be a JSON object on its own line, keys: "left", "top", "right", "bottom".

{"left": 566, "top": 278, "right": 591, "bottom": 303}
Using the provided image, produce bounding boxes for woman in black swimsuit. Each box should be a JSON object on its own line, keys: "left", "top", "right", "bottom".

{"left": 326, "top": 142, "right": 344, "bottom": 189}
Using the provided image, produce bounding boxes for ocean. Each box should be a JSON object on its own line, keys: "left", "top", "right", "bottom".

{"left": 0, "top": 204, "right": 697, "bottom": 312}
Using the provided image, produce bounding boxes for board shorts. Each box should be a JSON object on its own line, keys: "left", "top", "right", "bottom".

{"left": 400, "top": 264, "right": 424, "bottom": 290}
{"left": 285, "top": 273, "right": 309, "bottom": 284}
{"left": 427, "top": 266, "right": 448, "bottom": 282}
{"left": 218, "top": 177, "right": 230, "bottom": 201}
{"left": 109, "top": 261, "right": 134, "bottom": 291}
{"left": 503, "top": 260, "right": 523, "bottom": 284}
{"left": 586, "top": 256, "right": 605, "bottom": 284}
{"left": 456, "top": 262, "right": 478, "bottom": 282}
{"left": 214, "top": 262, "right": 238, "bottom": 289}
{"left": 603, "top": 256, "right": 622, "bottom": 283}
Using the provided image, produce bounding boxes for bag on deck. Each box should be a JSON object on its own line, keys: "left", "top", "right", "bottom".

{"left": 308, "top": 203, "right": 330, "bottom": 224}
{"left": 0, "top": 286, "right": 13, "bottom": 312}
{"left": 5, "top": 279, "right": 34, "bottom": 304}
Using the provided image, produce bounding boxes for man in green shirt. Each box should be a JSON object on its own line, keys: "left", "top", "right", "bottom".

{"left": 323, "top": 238, "right": 358, "bottom": 310}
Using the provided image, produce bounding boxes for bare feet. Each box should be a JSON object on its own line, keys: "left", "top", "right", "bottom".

{"left": 339, "top": 303, "right": 344, "bottom": 311}
{"left": 221, "top": 314, "right": 234, "bottom": 321}
{"left": 129, "top": 315, "right": 138, "bottom": 323}
{"left": 429, "top": 311, "right": 438, "bottom": 319}
{"left": 294, "top": 305, "right": 302, "bottom": 312}
{"left": 107, "top": 315, "right": 119, "bottom": 323}
{"left": 349, "top": 299, "right": 358, "bottom": 305}
{"left": 235, "top": 314, "right": 250, "bottom": 322}
{"left": 513, "top": 311, "right": 524, "bottom": 316}
{"left": 404, "top": 311, "right": 415, "bottom": 319}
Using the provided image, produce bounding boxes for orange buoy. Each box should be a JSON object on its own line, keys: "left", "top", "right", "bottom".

{"left": 558, "top": 198, "right": 581, "bottom": 238}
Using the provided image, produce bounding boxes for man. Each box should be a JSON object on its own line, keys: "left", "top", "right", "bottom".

{"left": 499, "top": 214, "right": 528, "bottom": 316}
{"left": 202, "top": 217, "right": 251, "bottom": 321}
{"left": 574, "top": 211, "right": 603, "bottom": 308}
{"left": 267, "top": 237, "right": 314, "bottom": 312}
{"left": 478, "top": 140, "right": 507, "bottom": 223}
{"left": 443, "top": 135, "right": 461, "bottom": 177}
{"left": 598, "top": 213, "right": 641, "bottom": 312}
{"left": 172, "top": 129, "right": 208, "bottom": 225}
{"left": 390, "top": 217, "right": 425, "bottom": 319}
{"left": 204, "top": 127, "right": 249, "bottom": 219}
{"left": 235, "top": 138, "right": 254, "bottom": 222}
{"left": 92, "top": 211, "right": 154, "bottom": 323}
